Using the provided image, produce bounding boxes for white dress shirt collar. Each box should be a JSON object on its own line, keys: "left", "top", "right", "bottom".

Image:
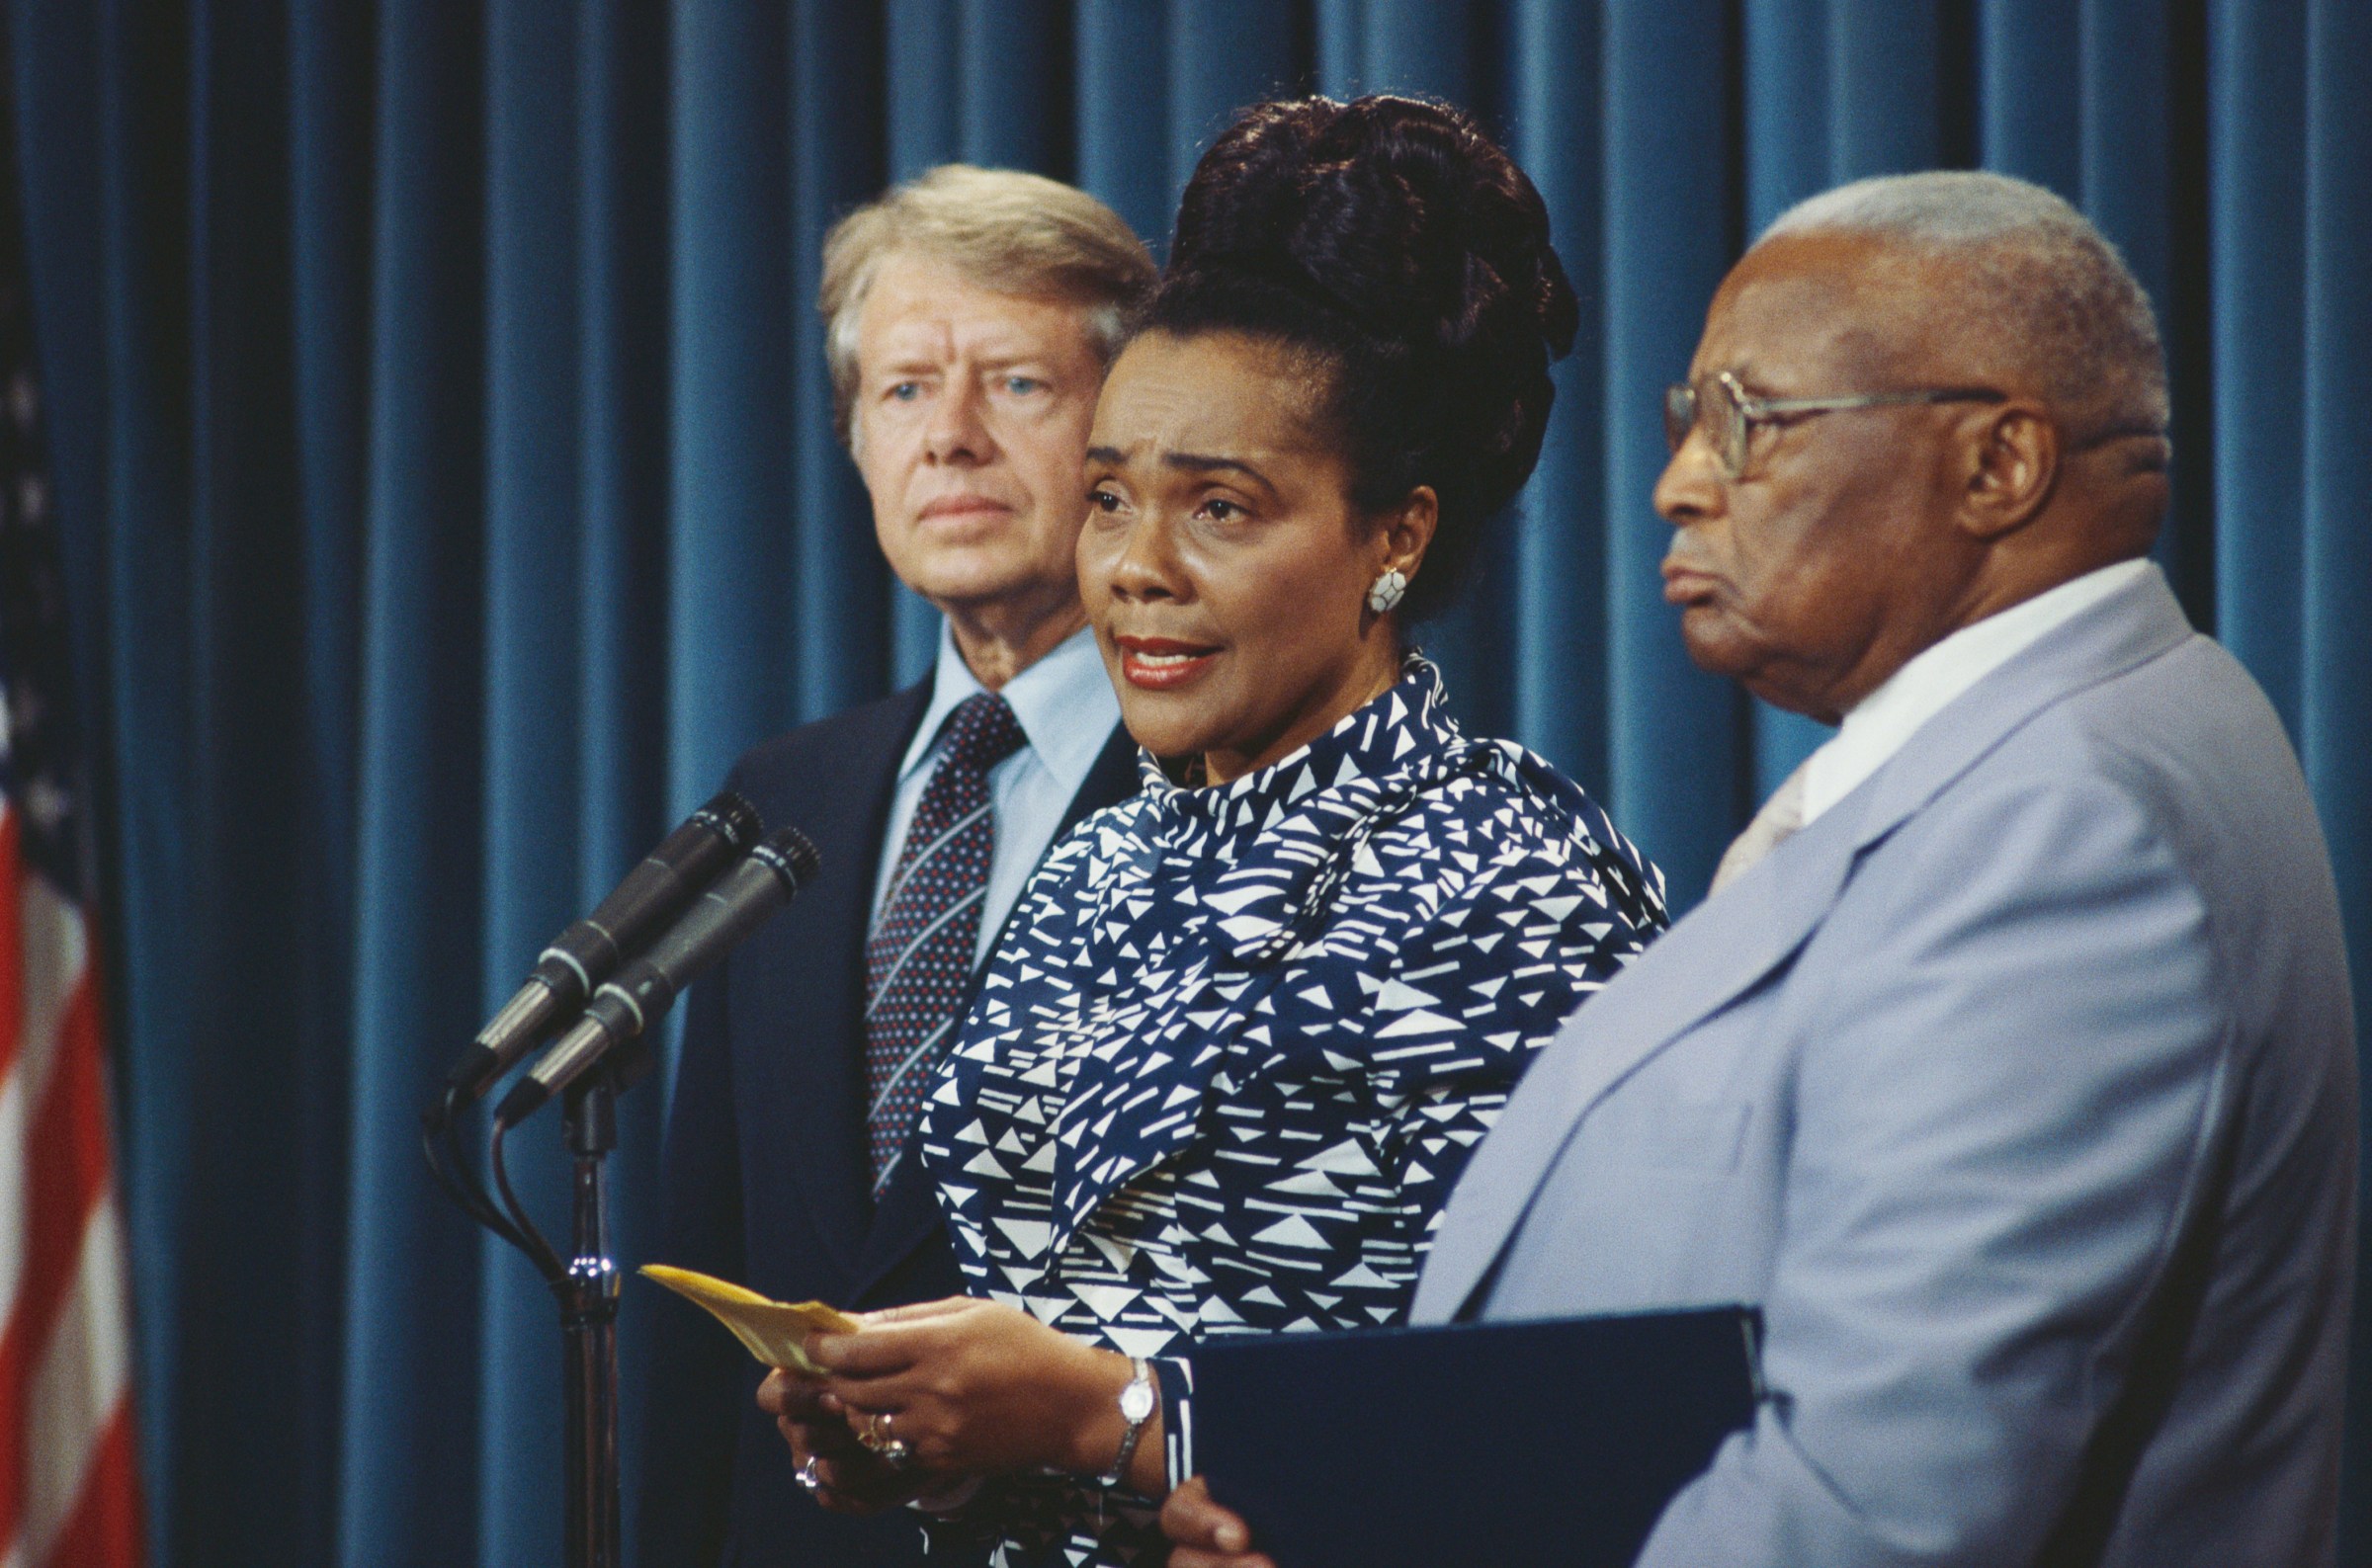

{"left": 897, "top": 619, "right": 1115, "bottom": 795}
{"left": 1799, "top": 557, "right": 2155, "bottom": 828}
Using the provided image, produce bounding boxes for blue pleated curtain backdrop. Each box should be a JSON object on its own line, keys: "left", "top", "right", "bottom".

{"left": 5, "top": 2, "right": 2365, "bottom": 1565}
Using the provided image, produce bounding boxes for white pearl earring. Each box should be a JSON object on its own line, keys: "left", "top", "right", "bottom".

{"left": 1366, "top": 568, "right": 1407, "bottom": 615}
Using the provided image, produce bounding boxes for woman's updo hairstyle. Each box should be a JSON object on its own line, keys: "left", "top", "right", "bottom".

{"left": 1143, "top": 94, "right": 1577, "bottom": 620}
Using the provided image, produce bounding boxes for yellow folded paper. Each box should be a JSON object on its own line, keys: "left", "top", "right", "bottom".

{"left": 638, "top": 1264, "right": 862, "bottom": 1374}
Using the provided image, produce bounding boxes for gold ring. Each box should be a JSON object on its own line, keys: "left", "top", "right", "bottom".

{"left": 860, "top": 1409, "right": 911, "bottom": 1467}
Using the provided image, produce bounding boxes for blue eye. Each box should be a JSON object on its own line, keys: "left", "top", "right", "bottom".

{"left": 1004, "top": 375, "right": 1043, "bottom": 395}
{"left": 888, "top": 381, "right": 920, "bottom": 401}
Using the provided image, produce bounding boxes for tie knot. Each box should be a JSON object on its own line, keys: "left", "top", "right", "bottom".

{"left": 937, "top": 692, "right": 1028, "bottom": 776}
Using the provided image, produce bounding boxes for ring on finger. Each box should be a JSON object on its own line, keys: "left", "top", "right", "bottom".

{"left": 855, "top": 1409, "right": 911, "bottom": 1468}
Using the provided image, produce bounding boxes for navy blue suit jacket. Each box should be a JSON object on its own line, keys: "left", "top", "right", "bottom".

{"left": 636, "top": 680, "right": 1138, "bottom": 1568}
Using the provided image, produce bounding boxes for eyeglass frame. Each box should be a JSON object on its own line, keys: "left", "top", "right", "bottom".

{"left": 1664, "top": 371, "right": 2008, "bottom": 479}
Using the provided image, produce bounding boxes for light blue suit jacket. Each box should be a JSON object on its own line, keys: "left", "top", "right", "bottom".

{"left": 1413, "top": 566, "right": 2358, "bottom": 1567}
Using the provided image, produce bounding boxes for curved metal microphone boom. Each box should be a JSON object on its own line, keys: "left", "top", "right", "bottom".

{"left": 465, "top": 817, "right": 812, "bottom": 1568}
{"left": 444, "top": 790, "right": 765, "bottom": 1112}
{"left": 495, "top": 825, "right": 822, "bottom": 1127}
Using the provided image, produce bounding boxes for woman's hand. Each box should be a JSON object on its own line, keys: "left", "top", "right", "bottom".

{"left": 754, "top": 1364, "right": 937, "bottom": 1515}
{"left": 805, "top": 1296, "right": 1157, "bottom": 1488}
{"left": 1161, "top": 1477, "right": 1274, "bottom": 1568}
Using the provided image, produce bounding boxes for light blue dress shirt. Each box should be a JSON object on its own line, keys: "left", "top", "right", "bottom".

{"left": 870, "top": 620, "right": 1122, "bottom": 967}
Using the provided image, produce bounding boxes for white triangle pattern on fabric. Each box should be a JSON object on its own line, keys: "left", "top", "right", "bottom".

{"left": 902, "top": 656, "right": 1670, "bottom": 1567}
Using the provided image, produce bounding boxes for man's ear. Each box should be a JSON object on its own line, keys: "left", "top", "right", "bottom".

{"left": 1960, "top": 403, "right": 2058, "bottom": 539}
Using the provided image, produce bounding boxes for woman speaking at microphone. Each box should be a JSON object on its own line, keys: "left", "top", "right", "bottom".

{"left": 758, "top": 93, "right": 1667, "bottom": 1567}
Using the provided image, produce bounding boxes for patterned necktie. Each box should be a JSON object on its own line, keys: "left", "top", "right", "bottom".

{"left": 864, "top": 692, "right": 1029, "bottom": 1190}
{"left": 1708, "top": 759, "right": 1811, "bottom": 897}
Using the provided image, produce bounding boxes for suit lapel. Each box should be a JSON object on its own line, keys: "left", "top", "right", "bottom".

{"left": 1058, "top": 723, "right": 1144, "bottom": 837}
{"left": 741, "top": 683, "right": 932, "bottom": 1282}
{"left": 1413, "top": 809, "right": 1858, "bottom": 1320}
{"left": 846, "top": 719, "right": 1141, "bottom": 1300}
{"left": 1412, "top": 566, "right": 2199, "bottom": 1323}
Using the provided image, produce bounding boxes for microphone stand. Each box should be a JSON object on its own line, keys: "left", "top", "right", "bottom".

{"left": 559, "top": 1072, "right": 623, "bottom": 1568}
{"left": 477, "top": 1054, "right": 642, "bottom": 1568}
{"left": 435, "top": 818, "right": 817, "bottom": 1568}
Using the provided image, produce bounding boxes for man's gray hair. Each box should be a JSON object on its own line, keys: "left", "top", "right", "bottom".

{"left": 819, "top": 165, "right": 1156, "bottom": 449}
{"left": 1762, "top": 170, "right": 2168, "bottom": 437}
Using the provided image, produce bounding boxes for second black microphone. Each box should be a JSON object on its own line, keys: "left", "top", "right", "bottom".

{"left": 495, "top": 825, "right": 823, "bottom": 1127}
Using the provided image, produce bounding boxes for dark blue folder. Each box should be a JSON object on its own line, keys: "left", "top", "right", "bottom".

{"left": 1190, "top": 1306, "right": 1761, "bottom": 1568}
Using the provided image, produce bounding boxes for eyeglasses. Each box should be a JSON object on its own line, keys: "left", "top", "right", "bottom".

{"left": 1663, "top": 371, "right": 2007, "bottom": 478}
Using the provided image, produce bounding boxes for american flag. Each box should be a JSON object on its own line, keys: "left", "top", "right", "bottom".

{"left": 0, "top": 84, "right": 142, "bottom": 1568}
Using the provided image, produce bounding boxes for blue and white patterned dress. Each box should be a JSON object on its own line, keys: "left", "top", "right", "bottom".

{"left": 915, "top": 656, "right": 1667, "bottom": 1566}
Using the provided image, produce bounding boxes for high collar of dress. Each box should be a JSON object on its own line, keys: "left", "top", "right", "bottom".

{"left": 1125, "top": 654, "right": 1479, "bottom": 966}
{"left": 1138, "top": 651, "right": 1451, "bottom": 808}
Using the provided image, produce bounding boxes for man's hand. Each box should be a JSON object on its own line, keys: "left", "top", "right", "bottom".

{"left": 755, "top": 1365, "right": 939, "bottom": 1514}
{"left": 1161, "top": 1476, "right": 1273, "bottom": 1568}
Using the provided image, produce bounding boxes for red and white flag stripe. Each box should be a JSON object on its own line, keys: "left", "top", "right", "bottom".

{"left": 0, "top": 803, "right": 140, "bottom": 1568}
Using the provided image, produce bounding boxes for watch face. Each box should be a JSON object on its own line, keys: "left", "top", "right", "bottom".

{"left": 1120, "top": 1378, "right": 1156, "bottom": 1423}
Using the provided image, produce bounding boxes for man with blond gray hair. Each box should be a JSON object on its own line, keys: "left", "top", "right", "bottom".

{"left": 1169, "top": 169, "right": 2356, "bottom": 1567}
{"left": 643, "top": 165, "right": 1154, "bottom": 1568}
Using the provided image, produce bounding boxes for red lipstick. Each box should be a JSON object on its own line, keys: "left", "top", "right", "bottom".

{"left": 1113, "top": 634, "right": 1222, "bottom": 691}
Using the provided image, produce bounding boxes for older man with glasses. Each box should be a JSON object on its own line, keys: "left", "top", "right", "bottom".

{"left": 1168, "top": 169, "right": 2357, "bottom": 1568}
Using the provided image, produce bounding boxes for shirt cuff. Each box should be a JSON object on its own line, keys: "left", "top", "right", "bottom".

{"left": 1153, "top": 1355, "right": 1194, "bottom": 1492}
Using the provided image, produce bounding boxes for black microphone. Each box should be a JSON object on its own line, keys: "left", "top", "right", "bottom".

{"left": 494, "top": 825, "right": 821, "bottom": 1127}
{"left": 446, "top": 790, "right": 766, "bottom": 1108}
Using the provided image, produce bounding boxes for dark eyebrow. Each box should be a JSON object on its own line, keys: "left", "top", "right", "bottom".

{"left": 1163, "top": 452, "right": 1277, "bottom": 498}
{"left": 1083, "top": 447, "right": 1281, "bottom": 500}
